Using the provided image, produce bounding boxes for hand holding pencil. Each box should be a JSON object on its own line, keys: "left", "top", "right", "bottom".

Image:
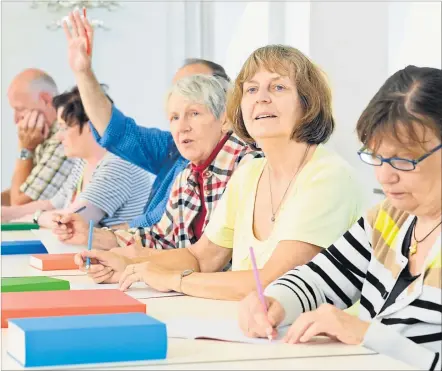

{"left": 238, "top": 247, "right": 285, "bottom": 340}
{"left": 63, "top": 8, "right": 94, "bottom": 73}
{"left": 238, "top": 289, "right": 285, "bottom": 340}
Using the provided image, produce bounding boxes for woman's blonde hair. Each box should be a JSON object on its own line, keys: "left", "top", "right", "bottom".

{"left": 227, "top": 44, "right": 335, "bottom": 144}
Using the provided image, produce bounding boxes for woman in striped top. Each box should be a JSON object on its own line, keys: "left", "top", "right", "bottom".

{"left": 239, "top": 66, "right": 442, "bottom": 370}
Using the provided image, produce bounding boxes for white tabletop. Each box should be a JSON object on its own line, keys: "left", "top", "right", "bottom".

{"left": 1, "top": 230, "right": 36, "bottom": 241}
{"left": 1, "top": 232, "right": 418, "bottom": 370}
{"left": 1, "top": 230, "right": 86, "bottom": 277}
{"left": 97, "top": 354, "right": 417, "bottom": 370}
{"left": 1, "top": 254, "right": 85, "bottom": 277}
{"left": 1, "top": 289, "right": 415, "bottom": 370}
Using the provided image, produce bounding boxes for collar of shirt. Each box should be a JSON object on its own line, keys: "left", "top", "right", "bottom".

{"left": 190, "top": 132, "right": 230, "bottom": 173}
{"left": 49, "top": 120, "right": 60, "bottom": 137}
{"left": 34, "top": 121, "right": 61, "bottom": 159}
{"left": 186, "top": 132, "right": 236, "bottom": 188}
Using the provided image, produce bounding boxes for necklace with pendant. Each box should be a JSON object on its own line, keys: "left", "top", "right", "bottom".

{"left": 410, "top": 218, "right": 442, "bottom": 256}
{"left": 268, "top": 145, "right": 310, "bottom": 223}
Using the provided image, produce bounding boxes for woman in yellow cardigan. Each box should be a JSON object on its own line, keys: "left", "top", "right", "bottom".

{"left": 75, "top": 45, "right": 364, "bottom": 301}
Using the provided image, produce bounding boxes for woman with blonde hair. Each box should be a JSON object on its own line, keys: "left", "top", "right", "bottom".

{"left": 75, "top": 45, "right": 364, "bottom": 301}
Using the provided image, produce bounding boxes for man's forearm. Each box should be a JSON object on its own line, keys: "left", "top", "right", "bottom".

{"left": 110, "top": 223, "right": 129, "bottom": 230}
{"left": 10, "top": 158, "right": 34, "bottom": 205}
{"left": 7, "top": 200, "right": 52, "bottom": 221}
{"left": 93, "top": 229, "right": 119, "bottom": 250}
{"left": 74, "top": 69, "right": 112, "bottom": 136}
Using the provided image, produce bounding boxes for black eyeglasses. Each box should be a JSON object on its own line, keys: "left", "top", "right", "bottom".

{"left": 358, "top": 143, "right": 442, "bottom": 171}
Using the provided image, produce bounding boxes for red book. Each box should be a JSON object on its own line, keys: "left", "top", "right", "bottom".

{"left": 30, "top": 253, "right": 77, "bottom": 271}
{"left": 2, "top": 289, "right": 146, "bottom": 328}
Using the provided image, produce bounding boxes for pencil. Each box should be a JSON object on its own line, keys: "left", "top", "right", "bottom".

{"left": 56, "top": 205, "right": 86, "bottom": 226}
{"left": 249, "top": 246, "right": 272, "bottom": 341}
{"left": 86, "top": 220, "right": 94, "bottom": 269}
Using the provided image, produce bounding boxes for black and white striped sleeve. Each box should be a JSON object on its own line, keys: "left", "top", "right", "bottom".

{"left": 363, "top": 321, "right": 440, "bottom": 370}
{"left": 264, "top": 217, "right": 373, "bottom": 326}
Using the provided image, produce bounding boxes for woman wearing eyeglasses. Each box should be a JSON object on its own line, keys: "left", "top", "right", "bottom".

{"left": 238, "top": 65, "right": 441, "bottom": 370}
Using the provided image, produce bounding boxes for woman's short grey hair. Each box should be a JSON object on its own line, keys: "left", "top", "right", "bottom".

{"left": 166, "top": 74, "right": 230, "bottom": 120}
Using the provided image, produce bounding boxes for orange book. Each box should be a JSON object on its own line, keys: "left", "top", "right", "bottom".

{"left": 2, "top": 289, "right": 146, "bottom": 328}
{"left": 30, "top": 253, "right": 78, "bottom": 271}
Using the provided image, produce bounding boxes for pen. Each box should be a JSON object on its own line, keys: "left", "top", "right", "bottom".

{"left": 57, "top": 205, "right": 86, "bottom": 226}
{"left": 86, "top": 220, "right": 94, "bottom": 270}
{"left": 249, "top": 246, "right": 272, "bottom": 341}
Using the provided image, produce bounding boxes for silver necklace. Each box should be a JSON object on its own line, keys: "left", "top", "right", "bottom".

{"left": 268, "top": 145, "right": 310, "bottom": 222}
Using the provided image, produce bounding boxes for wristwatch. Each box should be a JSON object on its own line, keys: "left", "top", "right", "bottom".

{"left": 18, "top": 148, "right": 34, "bottom": 160}
{"left": 32, "top": 209, "right": 45, "bottom": 225}
{"left": 179, "top": 269, "right": 195, "bottom": 293}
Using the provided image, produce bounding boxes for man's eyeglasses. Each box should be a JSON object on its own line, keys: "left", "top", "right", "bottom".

{"left": 357, "top": 143, "right": 442, "bottom": 171}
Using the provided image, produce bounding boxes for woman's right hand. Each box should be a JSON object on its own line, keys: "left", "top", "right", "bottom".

{"left": 63, "top": 10, "right": 94, "bottom": 73}
{"left": 74, "top": 249, "right": 132, "bottom": 284}
{"left": 52, "top": 213, "right": 89, "bottom": 245}
{"left": 238, "top": 291, "right": 286, "bottom": 340}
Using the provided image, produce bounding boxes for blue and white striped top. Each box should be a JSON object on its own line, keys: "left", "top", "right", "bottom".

{"left": 50, "top": 153, "right": 154, "bottom": 227}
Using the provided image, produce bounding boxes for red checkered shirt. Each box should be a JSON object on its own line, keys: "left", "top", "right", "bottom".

{"left": 113, "top": 132, "right": 263, "bottom": 249}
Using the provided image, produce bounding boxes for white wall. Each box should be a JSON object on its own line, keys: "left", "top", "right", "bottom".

{"left": 1, "top": 1, "right": 186, "bottom": 187}
{"left": 219, "top": 2, "right": 269, "bottom": 79}
{"left": 388, "top": 2, "right": 442, "bottom": 74}
{"left": 2, "top": 1, "right": 441, "bottom": 198}
{"left": 309, "top": 1, "right": 391, "bottom": 207}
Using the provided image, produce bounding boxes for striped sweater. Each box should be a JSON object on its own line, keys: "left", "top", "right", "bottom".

{"left": 50, "top": 153, "right": 154, "bottom": 227}
{"left": 265, "top": 200, "right": 441, "bottom": 370}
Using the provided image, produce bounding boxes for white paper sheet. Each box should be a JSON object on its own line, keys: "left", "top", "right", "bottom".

{"left": 69, "top": 281, "right": 184, "bottom": 299}
{"left": 165, "top": 317, "right": 290, "bottom": 344}
{"left": 31, "top": 229, "right": 87, "bottom": 254}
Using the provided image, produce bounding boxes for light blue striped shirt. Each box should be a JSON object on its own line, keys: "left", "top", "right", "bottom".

{"left": 50, "top": 153, "right": 154, "bottom": 227}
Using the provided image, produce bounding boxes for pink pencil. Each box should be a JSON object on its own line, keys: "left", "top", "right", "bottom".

{"left": 249, "top": 246, "right": 272, "bottom": 340}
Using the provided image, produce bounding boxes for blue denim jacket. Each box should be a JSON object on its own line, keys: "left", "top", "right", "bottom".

{"left": 90, "top": 105, "right": 188, "bottom": 227}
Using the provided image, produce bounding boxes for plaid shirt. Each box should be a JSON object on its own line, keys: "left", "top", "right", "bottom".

{"left": 19, "top": 123, "right": 74, "bottom": 201}
{"left": 113, "top": 133, "right": 263, "bottom": 249}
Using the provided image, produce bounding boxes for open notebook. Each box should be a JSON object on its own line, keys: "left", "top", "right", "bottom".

{"left": 166, "top": 317, "right": 290, "bottom": 344}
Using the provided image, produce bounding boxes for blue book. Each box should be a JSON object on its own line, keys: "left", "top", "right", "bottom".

{"left": 7, "top": 313, "right": 168, "bottom": 367}
{"left": 1, "top": 240, "right": 47, "bottom": 255}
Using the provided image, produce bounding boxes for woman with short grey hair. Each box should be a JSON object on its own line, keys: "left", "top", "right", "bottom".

{"left": 67, "top": 74, "right": 262, "bottom": 258}
{"left": 113, "top": 73, "right": 262, "bottom": 250}
{"left": 166, "top": 74, "right": 230, "bottom": 124}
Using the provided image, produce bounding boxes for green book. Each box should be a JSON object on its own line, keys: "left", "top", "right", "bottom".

{"left": 1, "top": 277, "right": 70, "bottom": 293}
{"left": 1, "top": 222, "right": 40, "bottom": 231}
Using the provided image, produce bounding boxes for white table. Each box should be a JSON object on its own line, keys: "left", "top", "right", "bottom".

{"left": 97, "top": 354, "right": 417, "bottom": 370}
{"left": 1, "top": 254, "right": 85, "bottom": 277}
{"left": 1, "top": 290, "right": 416, "bottom": 370}
{"left": 1, "top": 232, "right": 418, "bottom": 370}
{"left": 1, "top": 230, "right": 36, "bottom": 241}
{"left": 1, "top": 230, "right": 86, "bottom": 277}
{"left": 1, "top": 342, "right": 416, "bottom": 371}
